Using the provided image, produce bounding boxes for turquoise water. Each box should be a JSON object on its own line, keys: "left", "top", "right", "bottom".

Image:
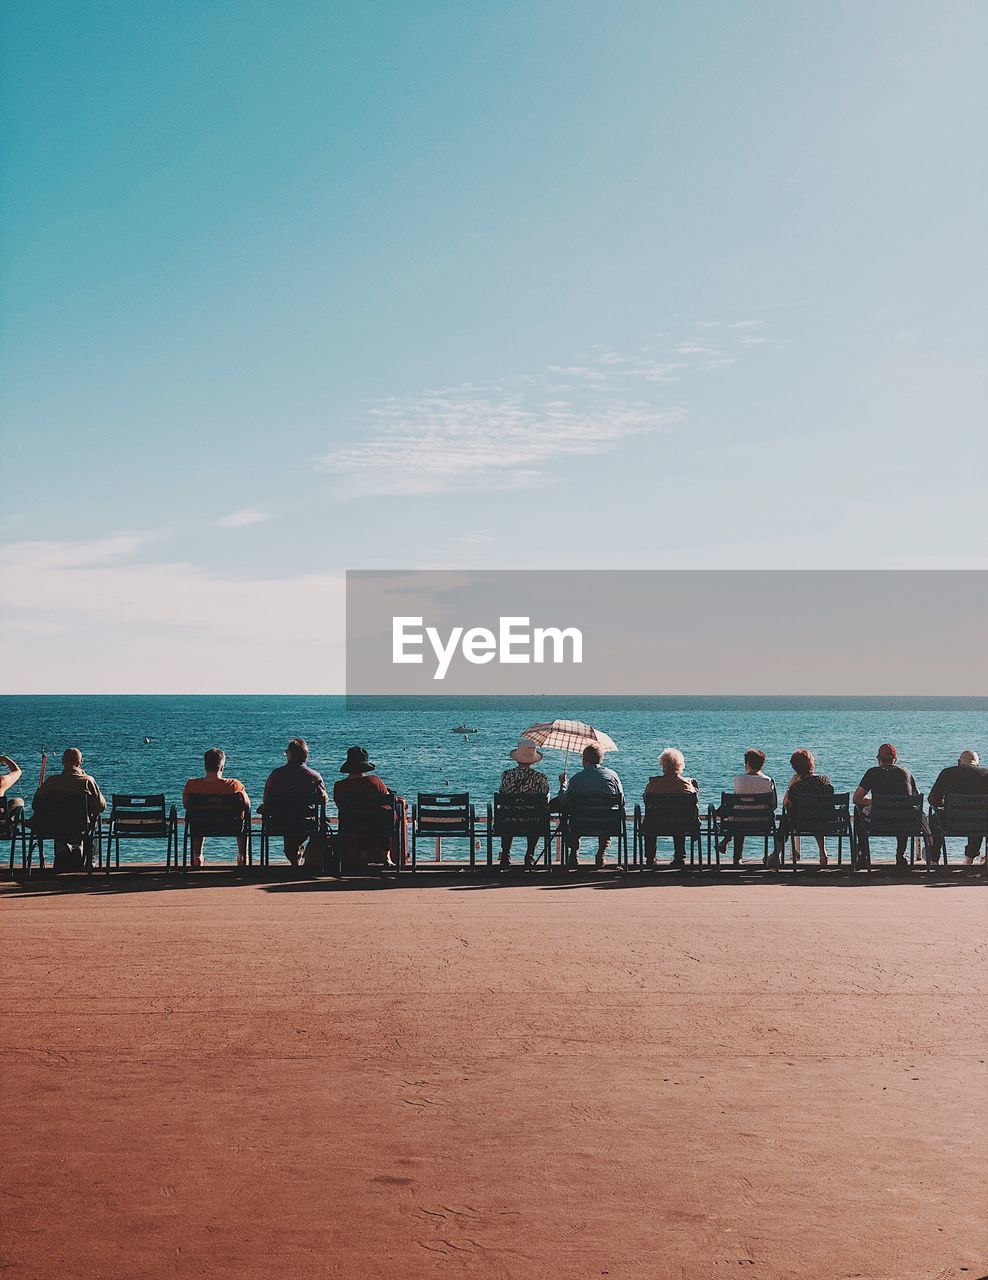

{"left": 2, "top": 695, "right": 986, "bottom": 864}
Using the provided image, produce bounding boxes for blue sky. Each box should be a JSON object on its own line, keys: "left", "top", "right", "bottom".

{"left": 2, "top": 1, "right": 986, "bottom": 691}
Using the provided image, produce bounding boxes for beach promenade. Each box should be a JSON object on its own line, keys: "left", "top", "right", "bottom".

{"left": 2, "top": 872, "right": 985, "bottom": 1279}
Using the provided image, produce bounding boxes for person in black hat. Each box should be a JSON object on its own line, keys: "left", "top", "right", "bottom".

{"left": 333, "top": 746, "right": 395, "bottom": 870}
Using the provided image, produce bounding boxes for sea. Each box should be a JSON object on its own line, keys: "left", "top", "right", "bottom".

{"left": 2, "top": 695, "right": 986, "bottom": 865}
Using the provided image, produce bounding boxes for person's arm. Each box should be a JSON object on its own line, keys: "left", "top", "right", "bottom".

{"left": 239, "top": 784, "right": 251, "bottom": 810}
{"left": 928, "top": 771, "right": 945, "bottom": 809}
{"left": 182, "top": 780, "right": 192, "bottom": 808}
{"left": 908, "top": 770, "right": 919, "bottom": 797}
{"left": 89, "top": 780, "right": 107, "bottom": 814}
{"left": 0, "top": 756, "right": 21, "bottom": 795}
{"left": 852, "top": 784, "right": 868, "bottom": 807}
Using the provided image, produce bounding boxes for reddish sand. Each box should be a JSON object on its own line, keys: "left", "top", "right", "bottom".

{"left": 1, "top": 872, "right": 985, "bottom": 1279}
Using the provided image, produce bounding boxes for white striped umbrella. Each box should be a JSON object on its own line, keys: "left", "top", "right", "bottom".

{"left": 520, "top": 720, "right": 618, "bottom": 767}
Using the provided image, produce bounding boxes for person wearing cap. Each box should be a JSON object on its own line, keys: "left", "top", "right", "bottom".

{"left": 333, "top": 746, "right": 395, "bottom": 871}
{"left": 497, "top": 739, "right": 552, "bottom": 868}
{"left": 927, "top": 749, "right": 988, "bottom": 866}
{"left": 853, "top": 743, "right": 926, "bottom": 866}
{"left": 262, "top": 738, "right": 329, "bottom": 866}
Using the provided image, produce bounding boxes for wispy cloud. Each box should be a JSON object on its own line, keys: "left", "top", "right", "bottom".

{"left": 322, "top": 322, "right": 772, "bottom": 498}
{"left": 324, "top": 392, "right": 681, "bottom": 497}
{"left": 216, "top": 508, "right": 269, "bottom": 529}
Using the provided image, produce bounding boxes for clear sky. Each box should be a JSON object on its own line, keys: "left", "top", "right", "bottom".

{"left": 2, "top": 1, "right": 986, "bottom": 691}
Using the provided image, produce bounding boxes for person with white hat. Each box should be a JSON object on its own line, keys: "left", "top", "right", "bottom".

{"left": 497, "top": 739, "right": 552, "bottom": 867}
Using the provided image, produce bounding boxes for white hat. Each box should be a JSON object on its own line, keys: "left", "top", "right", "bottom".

{"left": 510, "top": 738, "right": 543, "bottom": 765}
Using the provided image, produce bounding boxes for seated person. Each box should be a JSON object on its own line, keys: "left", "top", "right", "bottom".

{"left": 853, "top": 742, "right": 927, "bottom": 867}
{"left": 776, "top": 749, "right": 832, "bottom": 868}
{"left": 497, "top": 738, "right": 552, "bottom": 868}
{"left": 262, "top": 738, "right": 329, "bottom": 866}
{"left": 927, "top": 749, "right": 988, "bottom": 866}
{"left": 31, "top": 747, "right": 106, "bottom": 871}
{"left": 560, "top": 745, "right": 624, "bottom": 870}
{"left": 716, "top": 748, "right": 777, "bottom": 863}
{"left": 333, "top": 746, "right": 395, "bottom": 871}
{"left": 183, "top": 748, "right": 250, "bottom": 867}
{"left": 643, "top": 748, "right": 698, "bottom": 869}
{"left": 0, "top": 754, "right": 23, "bottom": 828}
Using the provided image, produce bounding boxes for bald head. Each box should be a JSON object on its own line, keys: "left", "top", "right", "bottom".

{"left": 958, "top": 749, "right": 980, "bottom": 767}
{"left": 62, "top": 747, "right": 83, "bottom": 770}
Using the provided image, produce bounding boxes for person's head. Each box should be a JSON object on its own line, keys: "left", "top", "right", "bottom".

{"left": 509, "top": 739, "right": 543, "bottom": 768}
{"left": 285, "top": 738, "right": 309, "bottom": 765}
{"left": 790, "top": 748, "right": 814, "bottom": 779}
{"left": 959, "top": 749, "right": 980, "bottom": 767}
{"left": 340, "top": 745, "right": 375, "bottom": 774}
{"left": 204, "top": 747, "right": 226, "bottom": 774}
{"left": 659, "top": 748, "right": 685, "bottom": 775}
{"left": 582, "top": 744, "right": 603, "bottom": 768}
{"left": 877, "top": 743, "right": 897, "bottom": 766}
{"left": 744, "top": 748, "right": 767, "bottom": 774}
{"left": 61, "top": 747, "right": 83, "bottom": 771}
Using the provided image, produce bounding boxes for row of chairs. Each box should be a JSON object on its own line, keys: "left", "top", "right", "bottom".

{"left": 5, "top": 788, "right": 987, "bottom": 875}
{"left": 1, "top": 790, "right": 408, "bottom": 876}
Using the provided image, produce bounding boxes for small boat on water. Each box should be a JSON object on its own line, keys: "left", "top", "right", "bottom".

{"left": 451, "top": 725, "right": 478, "bottom": 734}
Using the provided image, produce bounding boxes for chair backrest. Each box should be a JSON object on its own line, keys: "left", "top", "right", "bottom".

{"left": 868, "top": 793, "right": 925, "bottom": 836}
{"left": 416, "top": 793, "right": 472, "bottom": 836}
{"left": 0, "top": 795, "right": 24, "bottom": 835}
{"left": 939, "top": 793, "right": 988, "bottom": 837}
{"left": 30, "top": 792, "right": 94, "bottom": 839}
{"left": 718, "top": 792, "right": 776, "bottom": 834}
{"left": 642, "top": 793, "right": 700, "bottom": 836}
{"left": 492, "top": 793, "right": 550, "bottom": 837}
{"left": 262, "top": 797, "right": 324, "bottom": 837}
{"left": 788, "top": 792, "right": 850, "bottom": 835}
{"left": 184, "top": 793, "right": 249, "bottom": 836}
{"left": 110, "top": 793, "right": 168, "bottom": 838}
{"left": 337, "top": 791, "right": 397, "bottom": 841}
{"left": 565, "top": 794, "right": 625, "bottom": 837}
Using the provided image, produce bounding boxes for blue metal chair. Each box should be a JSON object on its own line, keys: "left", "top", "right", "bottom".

{"left": 26, "top": 794, "right": 102, "bottom": 875}
{"left": 562, "top": 795, "right": 628, "bottom": 870}
{"left": 782, "top": 792, "right": 851, "bottom": 870}
{"left": 259, "top": 799, "right": 326, "bottom": 869}
{"left": 1, "top": 796, "right": 28, "bottom": 872}
{"left": 183, "top": 794, "right": 252, "bottom": 869}
{"left": 929, "top": 793, "right": 988, "bottom": 872}
{"left": 105, "top": 794, "right": 179, "bottom": 873}
{"left": 853, "top": 794, "right": 926, "bottom": 870}
{"left": 708, "top": 793, "right": 777, "bottom": 869}
{"left": 411, "top": 793, "right": 476, "bottom": 870}
{"left": 634, "top": 793, "right": 703, "bottom": 869}
{"left": 486, "top": 794, "right": 554, "bottom": 869}
{"left": 334, "top": 790, "right": 402, "bottom": 876}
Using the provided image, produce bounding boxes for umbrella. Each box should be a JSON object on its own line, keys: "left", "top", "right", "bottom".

{"left": 520, "top": 720, "right": 618, "bottom": 771}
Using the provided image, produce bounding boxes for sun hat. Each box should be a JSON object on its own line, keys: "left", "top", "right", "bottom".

{"left": 509, "top": 738, "right": 543, "bottom": 765}
{"left": 340, "top": 745, "right": 375, "bottom": 773}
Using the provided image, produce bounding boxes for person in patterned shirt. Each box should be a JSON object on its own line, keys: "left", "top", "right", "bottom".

{"left": 497, "top": 739, "right": 554, "bottom": 867}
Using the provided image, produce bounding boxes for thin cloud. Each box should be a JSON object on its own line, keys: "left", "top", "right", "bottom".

{"left": 323, "top": 323, "right": 772, "bottom": 498}
{"left": 217, "top": 508, "right": 269, "bottom": 529}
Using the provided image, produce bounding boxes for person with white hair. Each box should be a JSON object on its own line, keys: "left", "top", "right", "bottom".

{"left": 643, "top": 748, "right": 699, "bottom": 868}
{"left": 927, "top": 749, "right": 988, "bottom": 865}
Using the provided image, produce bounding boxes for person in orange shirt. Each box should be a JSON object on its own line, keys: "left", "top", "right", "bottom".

{"left": 183, "top": 747, "right": 250, "bottom": 866}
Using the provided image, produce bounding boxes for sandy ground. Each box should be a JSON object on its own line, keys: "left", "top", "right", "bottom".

{"left": 1, "top": 869, "right": 985, "bottom": 1280}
